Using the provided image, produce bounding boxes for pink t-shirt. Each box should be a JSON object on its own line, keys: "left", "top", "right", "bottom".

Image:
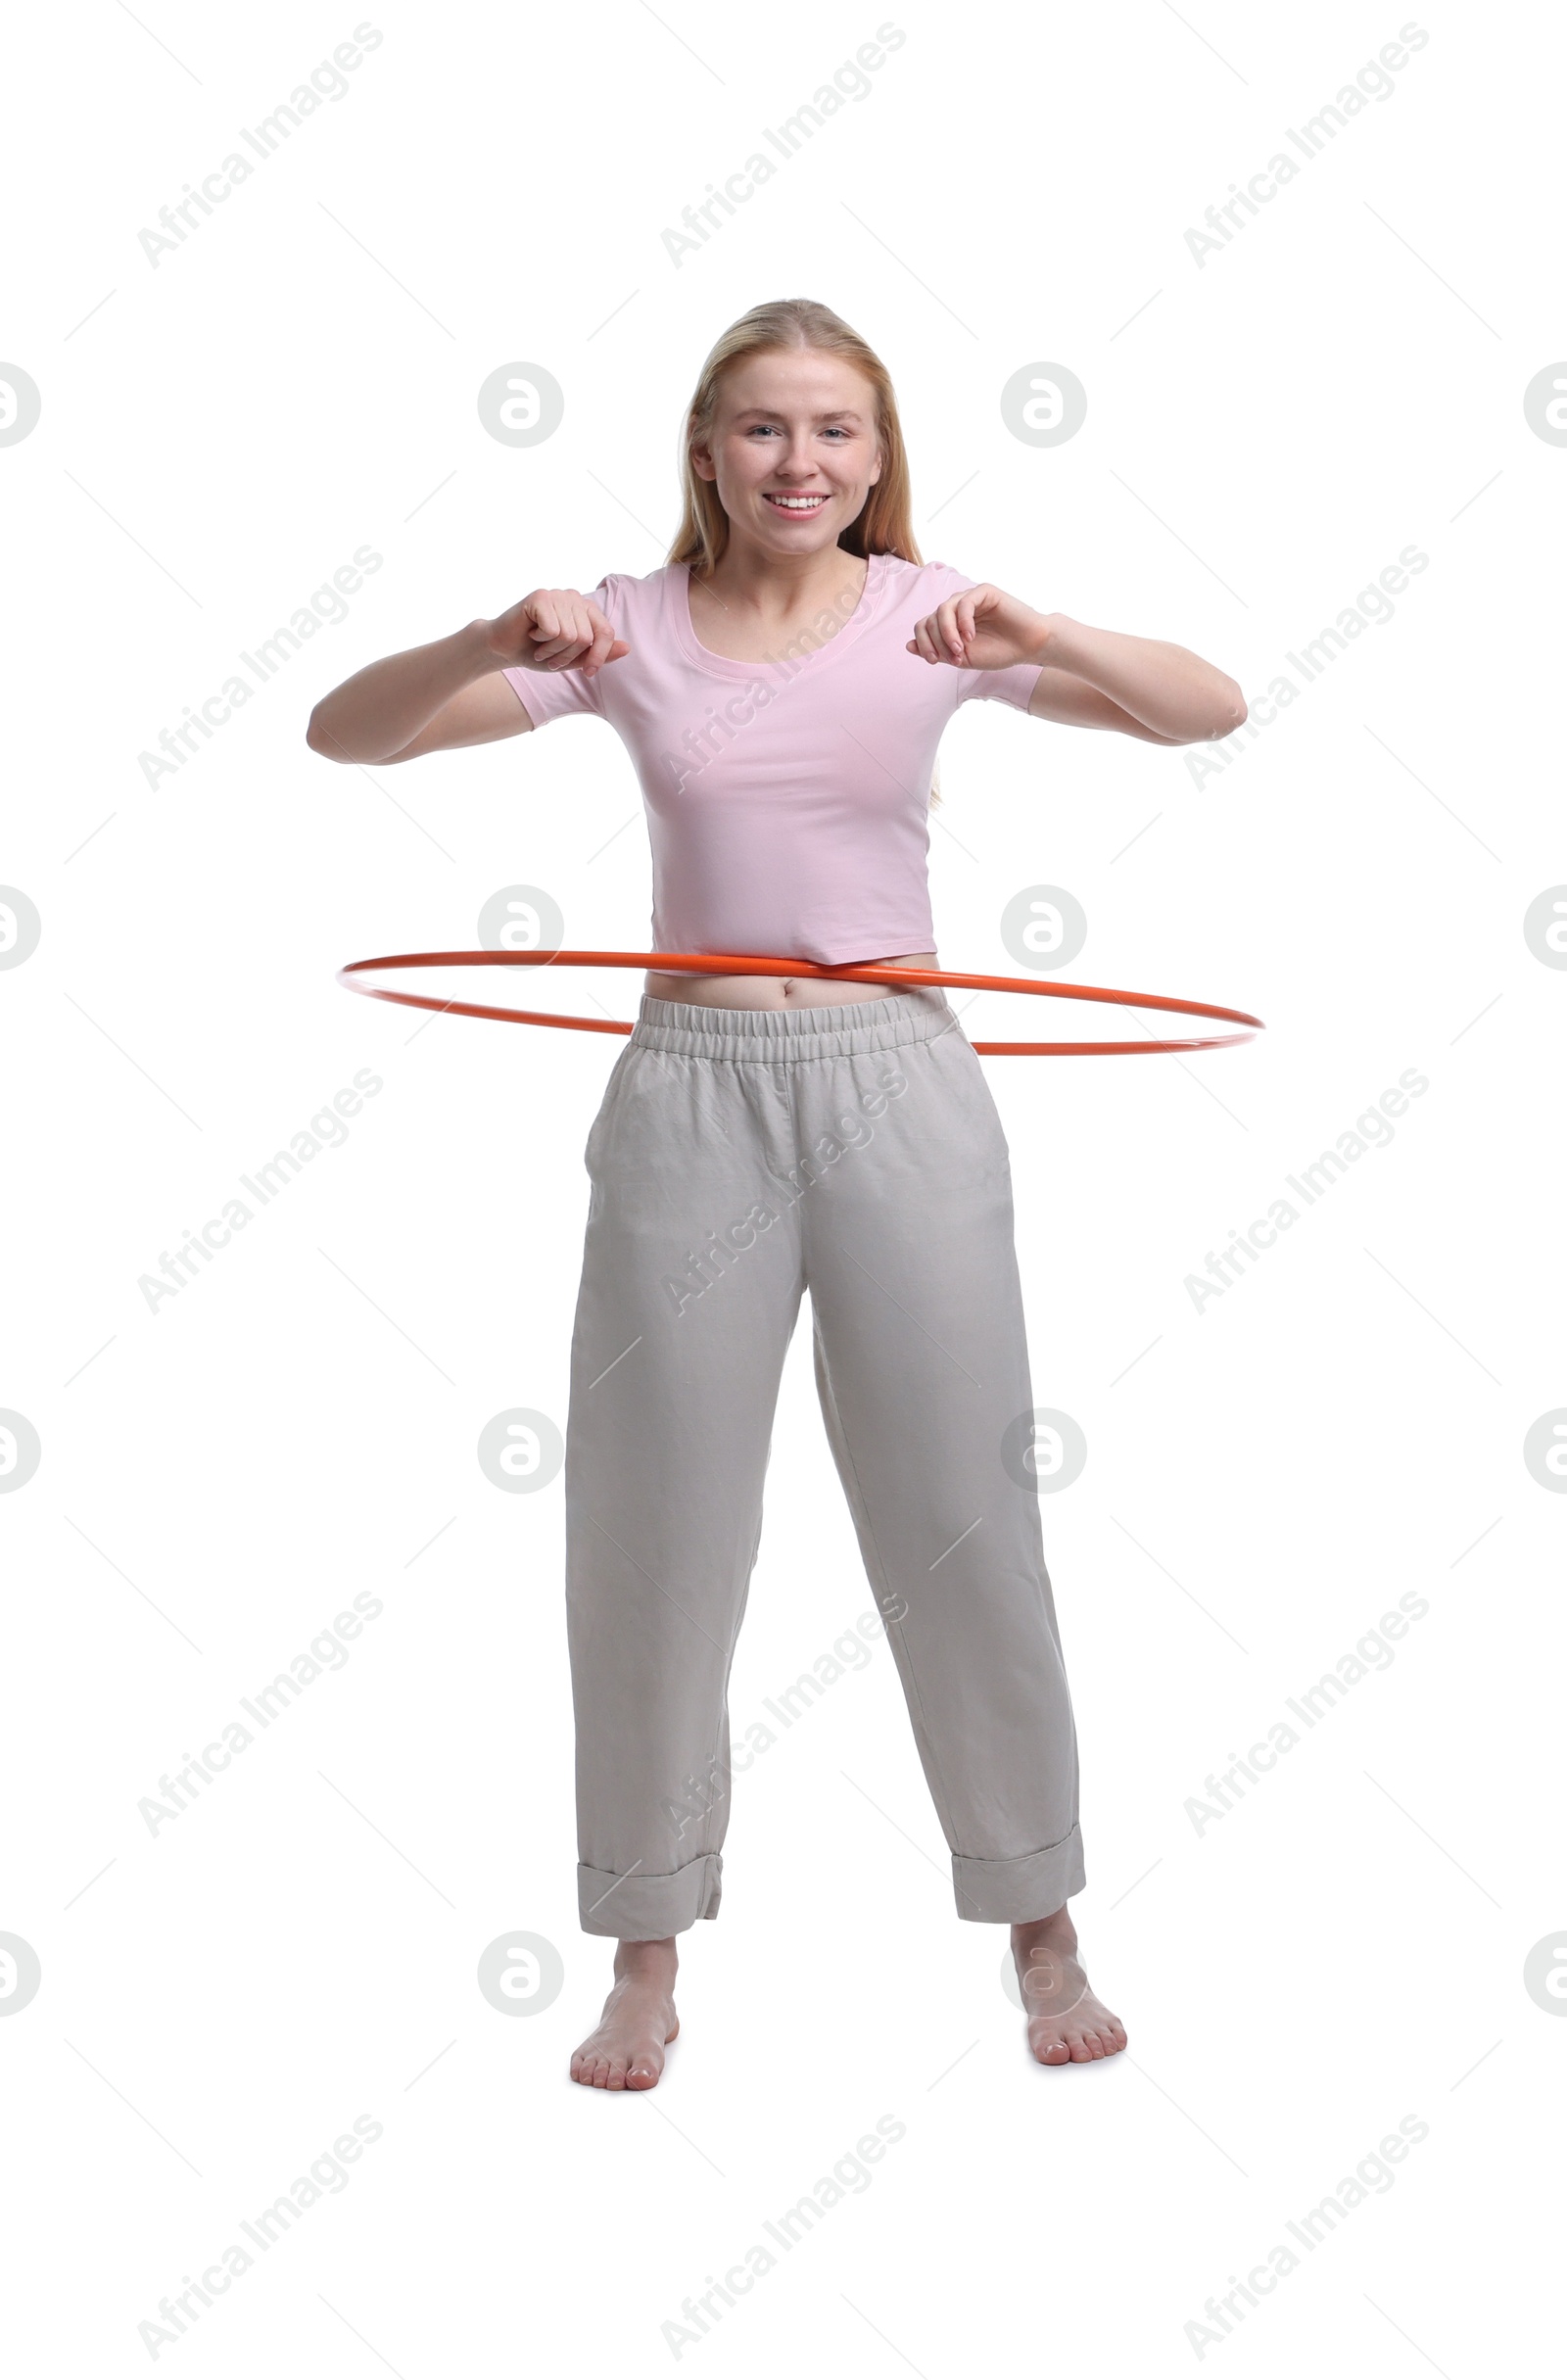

{"left": 501, "top": 550, "right": 1044, "bottom": 966}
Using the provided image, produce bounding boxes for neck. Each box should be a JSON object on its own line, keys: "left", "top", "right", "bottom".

{"left": 691, "top": 540, "right": 869, "bottom": 629}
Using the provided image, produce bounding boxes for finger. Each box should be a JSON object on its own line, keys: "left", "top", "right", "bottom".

{"left": 538, "top": 589, "right": 600, "bottom": 657}
{"left": 528, "top": 595, "right": 574, "bottom": 660}
{"left": 554, "top": 599, "right": 594, "bottom": 667}
{"left": 541, "top": 595, "right": 595, "bottom": 669}
{"left": 909, "top": 613, "right": 939, "bottom": 664}
{"left": 581, "top": 601, "right": 618, "bottom": 676}
{"left": 588, "top": 604, "right": 624, "bottom": 671}
{"left": 937, "top": 598, "right": 965, "bottom": 661}
{"left": 955, "top": 595, "right": 977, "bottom": 655}
{"left": 569, "top": 597, "right": 609, "bottom": 665}
{"left": 572, "top": 601, "right": 612, "bottom": 677}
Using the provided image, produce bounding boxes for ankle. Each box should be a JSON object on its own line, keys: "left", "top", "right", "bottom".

{"left": 613, "top": 1936, "right": 678, "bottom": 1988}
{"left": 1012, "top": 1905, "right": 1077, "bottom": 1953}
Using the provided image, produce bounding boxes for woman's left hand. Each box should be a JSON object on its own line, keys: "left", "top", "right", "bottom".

{"left": 907, "top": 585, "right": 1055, "bottom": 672}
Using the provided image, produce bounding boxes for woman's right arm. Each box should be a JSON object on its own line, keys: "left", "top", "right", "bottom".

{"left": 305, "top": 588, "right": 627, "bottom": 765}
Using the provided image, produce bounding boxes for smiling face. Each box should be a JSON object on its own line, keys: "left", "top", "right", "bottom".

{"left": 691, "top": 347, "right": 883, "bottom": 560}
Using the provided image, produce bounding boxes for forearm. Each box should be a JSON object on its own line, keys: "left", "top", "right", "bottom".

{"left": 306, "top": 618, "right": 499, "bottom": 763}
{"left": 1031, "top": 614, "right": 1245, "bottom": 742}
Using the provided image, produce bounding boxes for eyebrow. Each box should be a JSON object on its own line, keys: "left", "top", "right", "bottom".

{"left": 731, "top": 407, "right": 866, "bottom": 424}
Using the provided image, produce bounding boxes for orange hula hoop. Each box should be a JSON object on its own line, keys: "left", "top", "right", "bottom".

{"left": 336, "top": 949, "right": 1263, "bottom": 1057}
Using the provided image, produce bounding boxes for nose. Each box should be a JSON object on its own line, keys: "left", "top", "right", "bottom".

{"left": 775, "top": 432, "right": 822, "bottom": 478}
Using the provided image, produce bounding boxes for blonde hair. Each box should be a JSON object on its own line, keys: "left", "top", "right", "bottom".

{"left": 668, "top": 299, "right": 945, "bottom": 807}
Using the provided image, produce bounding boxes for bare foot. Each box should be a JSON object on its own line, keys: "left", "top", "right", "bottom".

{"left": 569, "top": 1937, "right": 680, "bottom": 2090}
{"left": 1012, "top": 1905, "right": 1126, "bottom": 2067}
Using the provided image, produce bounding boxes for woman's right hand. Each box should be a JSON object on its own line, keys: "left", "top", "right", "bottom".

{"left": 485, "top": 588, "right": 629, "bottom": 679}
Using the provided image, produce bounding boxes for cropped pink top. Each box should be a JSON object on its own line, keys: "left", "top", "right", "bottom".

{"left": 501, "top": 551, "right": 1043, "bottom": 966}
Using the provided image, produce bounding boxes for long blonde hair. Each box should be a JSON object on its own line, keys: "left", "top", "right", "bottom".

{"left": 667, "top": 299, "right": 946, "bottom": 808}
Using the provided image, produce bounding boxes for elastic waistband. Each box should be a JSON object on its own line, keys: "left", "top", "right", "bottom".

{"left": 628, "top": 986, "right": 962, "bottom": 1063}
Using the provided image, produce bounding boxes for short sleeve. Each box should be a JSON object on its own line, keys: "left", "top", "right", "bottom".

{"left": 501, "top": 577, "right": 615, "bottom": 729}
{"left": 930, "top": 562, "right": 1046, "bottom": 712}
{"left": 954, "top": 657, "right": 1046, "bottom": 710}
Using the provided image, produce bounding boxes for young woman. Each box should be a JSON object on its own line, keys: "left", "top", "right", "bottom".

{"left": 309, "top": 298, "right": 1244, "bottom": 2090}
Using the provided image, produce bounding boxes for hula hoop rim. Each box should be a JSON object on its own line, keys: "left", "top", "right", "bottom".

{"left": 336, "top": 949, "right": 1263, "bottom": 1058}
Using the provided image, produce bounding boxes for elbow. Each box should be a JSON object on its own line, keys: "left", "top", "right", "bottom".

{"left": 1197, "top": 683, "right": 1246, "bottom": 742}
{"left": 306, "top": 705, "right": 349, "bottom": 761}
{"left": 306, "top": 705, "right": 407, "bottom": 764}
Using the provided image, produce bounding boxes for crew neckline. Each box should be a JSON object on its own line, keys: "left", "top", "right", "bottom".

{"left": 672, "top": 550, "right": 889, "bottom": 681}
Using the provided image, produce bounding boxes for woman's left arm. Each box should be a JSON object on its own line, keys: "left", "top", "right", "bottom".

{"left": 909, "top": 584, "right": 1246, "bottom": 745}
{"left": 1026, "top": 614, "right": 1245, "bottom": 744}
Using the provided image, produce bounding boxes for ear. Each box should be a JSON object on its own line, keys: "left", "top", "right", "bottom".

{"left": 689, "top": 442, "right": 718, "bottom": 483}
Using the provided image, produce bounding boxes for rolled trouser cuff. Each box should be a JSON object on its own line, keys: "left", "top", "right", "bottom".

{"left": 578, "top": 1851, "right": 723, "bottom": 1938}
{"left": 952, "top": 1825, "right": 1086, "bottom": 1924}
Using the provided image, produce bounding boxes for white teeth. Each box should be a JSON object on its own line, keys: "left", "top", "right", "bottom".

{"left": 767, "top": 495, "right": 826, "bottom": 508}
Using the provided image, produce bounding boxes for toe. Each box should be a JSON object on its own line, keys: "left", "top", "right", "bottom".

{"left": 605, "top": 2060, "right": 628, "bottom": 2091}
{"left": 1033, "top": 2031, "right": 1070, "bottom": 2066}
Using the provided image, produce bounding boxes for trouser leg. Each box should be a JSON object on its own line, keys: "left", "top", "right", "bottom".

{"left": 797, "top": 1009, "right": 1086, "bottom": 1922}
{"left": 563, "top": 1021, "right": 804, "bottom": 1937}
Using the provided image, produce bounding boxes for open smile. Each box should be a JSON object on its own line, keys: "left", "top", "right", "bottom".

{"left": 762, "top": 492, "right": 830, "bottom": 512}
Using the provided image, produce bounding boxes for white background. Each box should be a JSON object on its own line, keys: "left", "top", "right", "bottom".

{"left": 3, "top": 0, "right": 1561, "bottom": 2370}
